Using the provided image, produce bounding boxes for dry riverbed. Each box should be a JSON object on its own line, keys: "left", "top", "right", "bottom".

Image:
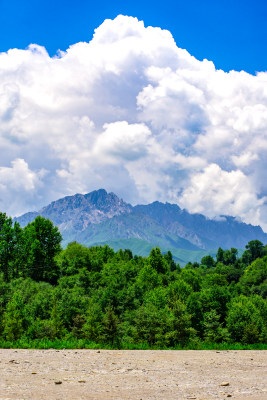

{"left": 0, "top": 349, "right": 266, "bottom": 400}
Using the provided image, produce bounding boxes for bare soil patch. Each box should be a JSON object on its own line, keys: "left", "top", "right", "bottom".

{"left": 0, "top": 349, "right": 266, "bottom": 400}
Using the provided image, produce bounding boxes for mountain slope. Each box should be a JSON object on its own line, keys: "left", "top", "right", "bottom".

{"left": 74, "top": 211, "right": 201, "bottom": 251}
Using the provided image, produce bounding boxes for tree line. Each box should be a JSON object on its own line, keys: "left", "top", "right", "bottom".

{"left": 0, "top": 212, "right": 266, "bottom": 348}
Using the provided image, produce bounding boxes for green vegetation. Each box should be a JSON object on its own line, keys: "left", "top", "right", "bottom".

{"left": 0, "top": 212, "right": 266, "bottom": 349}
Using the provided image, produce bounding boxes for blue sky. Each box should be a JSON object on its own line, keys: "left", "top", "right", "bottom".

{"left": 0, "top": 0, "right": 266, "bottom": 74}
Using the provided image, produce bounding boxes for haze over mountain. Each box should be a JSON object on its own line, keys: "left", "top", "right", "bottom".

{"left": 16, "top": 189, "right": 267, "bottom": 265}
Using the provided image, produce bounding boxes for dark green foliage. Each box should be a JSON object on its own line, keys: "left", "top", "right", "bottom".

{"left": 0, "top": 213, "right": 23, "bottom": 281}
{"left": 82, "top": 303, "right": 103, "bottom": 342}
{"left": 216, "top": 247, "right": 238, "bottom": 266}
{"left": 0, "top": 214, "right": 62, "bottom": 283}
{"left": 241, "top": 240, "right": 265, "bottom": 265}
{"left": 201, "top": 255, "right": 215, "bottom": 268}
{"left": 101, "top": 306, "right": 120, "bottom": 345}
{"left": 164, "top": 250, "right": 178, "bottom": 271}
{"left": 239, "top": 257, "right": 267, "bottom": 297}
{"left": 186, "top": 292, "right": 203, "bottom": 336}
{"left": 2, "top": 292, "right": 25, "bottom": 341}
{"left": 23, "top": 216, "right": 62, "bottom": 283}
{"left": 226, "top": 295, "right": 266, "bottom": 344}
{"left": 149, "top": 247, "right": 168, "bottom": 274}
{"left": 170, "top": 300, "right": 195, "bottom": 346}
{"left": 132, "top": 304, "right": 172, "bottom": 346}
{"left": 0, "top": 212, "right": 266, "bottom": 348}
{"left": 203, "top": 309, "right": 228, "bottom": 343}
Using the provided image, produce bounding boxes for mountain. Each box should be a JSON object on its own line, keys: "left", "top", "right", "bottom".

{"left": 17, "top": 189, "right": 132, "bottom": 238}
{"left": 134, "top": 201, "right": 266, "bottom": 250}
{"left": 15, "top": 189, "right": 267, "bottom": 265}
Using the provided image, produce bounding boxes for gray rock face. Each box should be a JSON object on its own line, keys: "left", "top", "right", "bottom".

{"left": 15, "top": 189, "right": 267, "bottom": 252}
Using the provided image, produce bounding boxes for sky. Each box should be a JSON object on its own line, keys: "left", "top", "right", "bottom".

{"left": 0, "top": 0, "right": 267, "bottom": 231}
{"left": 1, "top": 0, "right": 267, "bottom": 74}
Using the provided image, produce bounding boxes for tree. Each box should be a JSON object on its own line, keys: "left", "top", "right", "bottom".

{"left": 0, "top": 213, "right": 14, "bottom": 281}
{"left": 168, "top": 278, "right": 193, "bottom": 303}
{"left": 83, "top": 303, "right": 103, "bottom": 342}
{"left": 23, "top": 216, "right": 62, "bottom": 283}
{"left": 226, "top": 295, "right": 265, "bottom": 343}
{"left": 58, "top": 241, "right": 91, "bottom": 276}
{"left": 181, "top": 269, "right": 202, "bottom": 292}
{"left": 0, "top": 213, "right": 23, "bottom": 281}
{"left": 149, "top": 247, "right": 168, "bottom": 274}
{"left": 241, "top": 240, "right": 265, "bottom": 265}
{"left": 170, "top": 300, "right": 194, "bottom": 346}
{"left": 239, "top": 257, "right": 267, "bottom": 298}
{"left": 223, "top": 248, "right": 238, "bottom": 265}
{"left": 3, "top": 292, "right": 25, "bottom": 341}
{"left": 203, "top": 309, "right": 228, "bottom": 343}
{"left": 216, "top": 247, "right": 224, "bottom": 263}
{"left": 133, "top": 303, "right": 172, "bottom": 346}
{"left": 200, "top": 285, "right": 230, "bottom": 320}
{"left": 101, "top": 306, "right": 120, "bottom": 345}
{"left": 49, "top": 294, "right": 64, "bottom": 339}
{"left": 164, "top": 251, "right": 178, "bottom": 271}
{"left": 136, "top": 264, "right": 160, "bottom": 292}
{"left": 187, "top": 292, "right": 204, "bottom": 336}
{"left": 215, "top": 247, "right": 238, "bottom": 266}
{"left": 201, "top": 255, "right": 215, "bottom": 268}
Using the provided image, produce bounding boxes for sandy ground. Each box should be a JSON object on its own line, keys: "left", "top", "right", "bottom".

{"left": 0, "top": 349, "right": 266, "bottom": 400}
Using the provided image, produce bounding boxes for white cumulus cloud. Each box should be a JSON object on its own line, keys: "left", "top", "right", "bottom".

{"left": 0, "top": 15, "right": 267, "bottom": 231}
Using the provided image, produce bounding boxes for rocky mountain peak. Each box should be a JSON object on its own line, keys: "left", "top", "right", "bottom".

{"left": 83, "top": 189, "right": 130, "bottom": 212}
{"left": 16, "top": 189, "right": 132, "bottom": 230}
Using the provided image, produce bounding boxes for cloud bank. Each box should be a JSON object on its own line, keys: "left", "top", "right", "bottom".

{"left": 0, "top": 15, "right": 267, "bottom": 230}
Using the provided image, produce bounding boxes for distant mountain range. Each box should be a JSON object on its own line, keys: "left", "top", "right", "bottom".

{"left": 15, "top": 189, "right": 267, "bottom": 265}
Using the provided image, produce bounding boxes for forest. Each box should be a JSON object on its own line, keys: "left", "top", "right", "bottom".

{"left": 0, "top": 212, "right": 266, "bottom": 349}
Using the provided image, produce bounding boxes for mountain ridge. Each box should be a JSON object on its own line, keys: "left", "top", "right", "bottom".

{"left": 15, "top": 189, "right": 267, "bottom": 264}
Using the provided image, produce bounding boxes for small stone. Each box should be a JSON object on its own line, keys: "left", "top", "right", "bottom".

{"left": 55, "top": 381, "right": 62, "bottom": 385}
{"left": 220, "top": 382, "right": 230, "bottom": 386}
{"left": 227, "top": 395, "right": 232, "bottom": 398}
{"left": 97, "top": 350, "right": 100, "bottom": 353}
